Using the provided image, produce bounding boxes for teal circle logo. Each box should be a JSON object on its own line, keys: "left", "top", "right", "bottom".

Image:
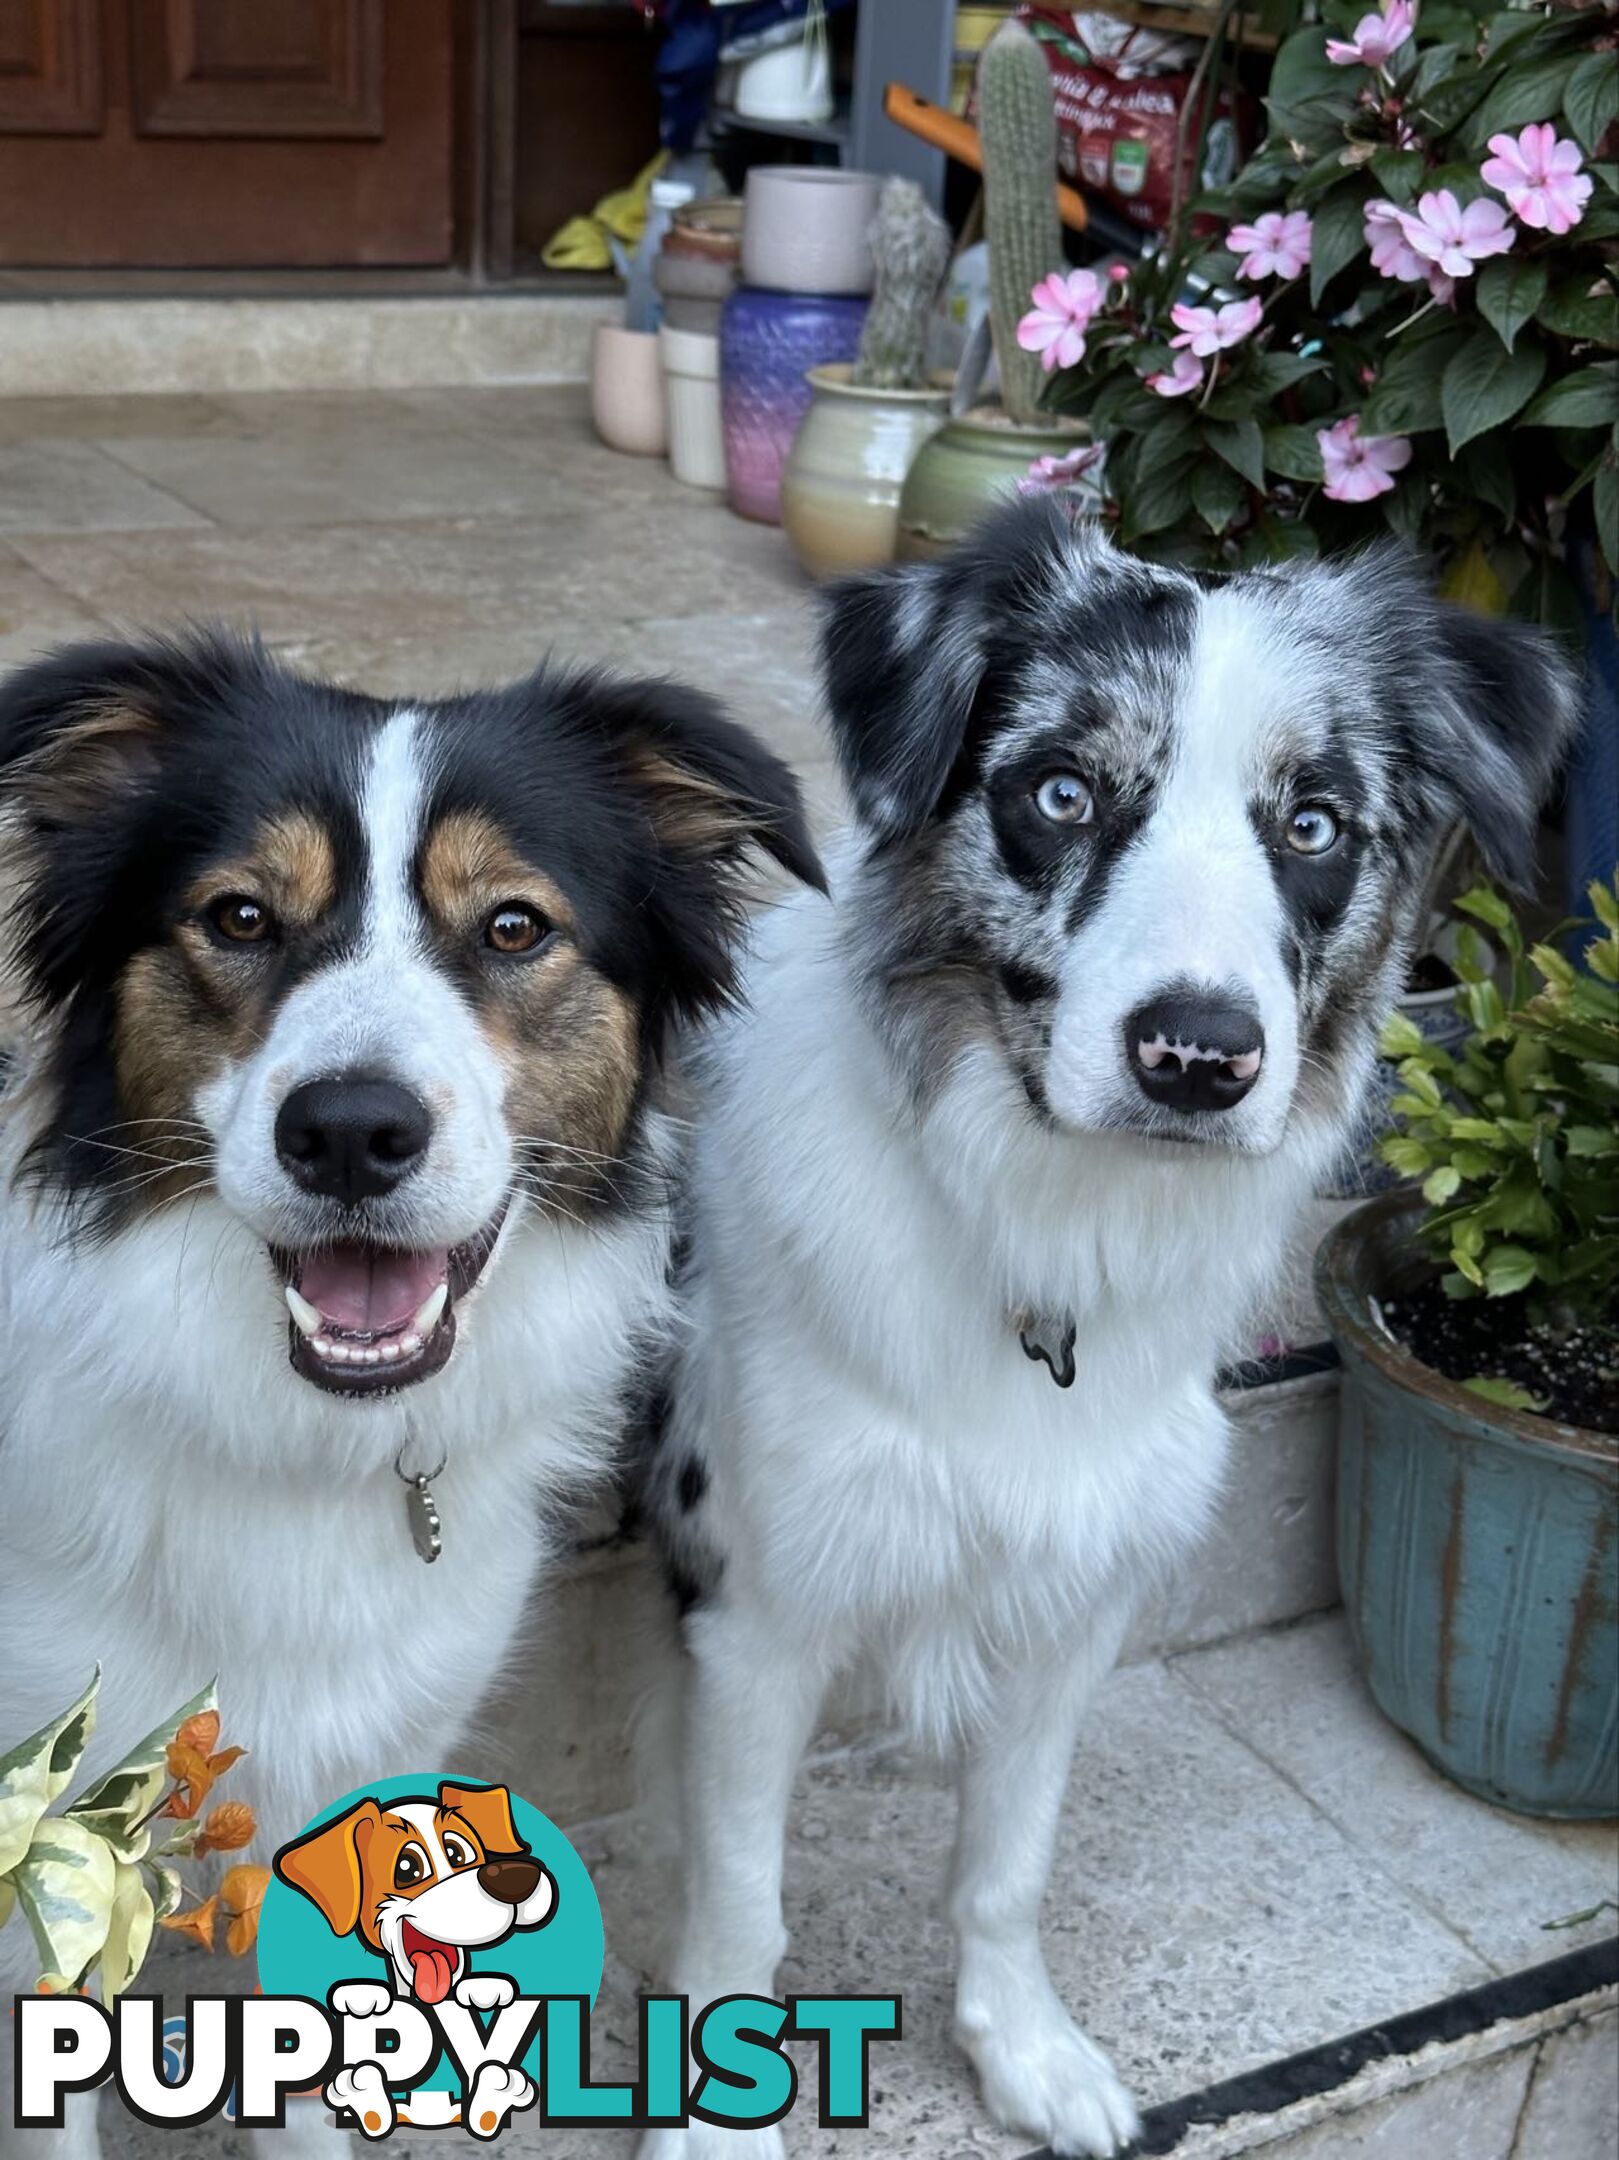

{"left": 257, "top": 1774, "right": 602, "bottom": 2104}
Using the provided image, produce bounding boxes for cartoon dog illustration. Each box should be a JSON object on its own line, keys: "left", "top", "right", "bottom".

{"left": 275, "top": 1780, "right": 556, "bottom": 2004}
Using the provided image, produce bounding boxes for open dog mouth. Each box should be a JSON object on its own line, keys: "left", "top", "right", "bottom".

{"left": 399, "top": 1917, "right": 464, "bottom": 2005}
{"left": 276, "top": 1205, "right": 507, "bottom": 1397}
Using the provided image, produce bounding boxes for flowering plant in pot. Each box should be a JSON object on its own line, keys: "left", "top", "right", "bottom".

{"left": 1025, "top": 0, "right": 1616, "bottom": 622}
{"left": 1316, "top": 874, "right": 1617, "bottom": 1819}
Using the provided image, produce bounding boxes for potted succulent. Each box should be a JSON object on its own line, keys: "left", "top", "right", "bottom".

{"left": 1316, "top": 876, "right": 1618, "bottom": 1819}
{"left": 781, "top": 178, "right": 956, "bottom": 578}
{"left": 1024, "top": 0, "right": 1616, "bottom": 618}
{"left": 897, "top": 18, "right": 1095, "bottom": 558}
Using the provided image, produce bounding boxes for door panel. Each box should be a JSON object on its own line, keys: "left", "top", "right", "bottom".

{"left": 0, "top": 0, "right": 101, "bottom": 134}
{"left": 130, "top": 0, "right": 385, "bottom": 139}
{"left": 0, "top": 0, "right": 452, "bottom": 266}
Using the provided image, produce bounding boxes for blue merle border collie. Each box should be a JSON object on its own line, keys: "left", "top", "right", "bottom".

{"left": 639, "top": 500, "right": 1580, "bottom": 2160}
{"left": 0, "top": 633, "right": 819, "bottom": 2160}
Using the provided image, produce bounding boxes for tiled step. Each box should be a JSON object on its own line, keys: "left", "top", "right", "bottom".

{"left": 0, "top": 294, "right": 616, "bottom": 397}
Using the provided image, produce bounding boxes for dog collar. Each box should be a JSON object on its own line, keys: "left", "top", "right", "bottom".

{"left": 1014, "top": 1307, "right": 1077, "bottom": 1390}
{"left": 395, "top": 1442, "right": 446, "bottom": 1563}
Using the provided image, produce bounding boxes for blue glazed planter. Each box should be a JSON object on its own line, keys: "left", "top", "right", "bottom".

{"left": 1318, "top": 1192, "right": 1617, "bottom": 1820}
{"left": 719, "top": 285, "right": 867, "bottom": 525}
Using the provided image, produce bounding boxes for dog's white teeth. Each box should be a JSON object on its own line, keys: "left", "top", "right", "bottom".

{"left": 411, "top": 1284, "right": 448, "bottom": 1338}
{"left": 378, "top": 1340, "right": 401, "bottom": 1362}
{"left": 327, "top": 1342, "right": 353, "bottom": 1364}
{"left": 399, "top": 1332, "right": 422, "bottom": 1357}
{"left": 285, "top": 1285, "right": 323, "bottom": 1337}
{"left": 359, "top": 1346, "right": 382, "bottom": 1366}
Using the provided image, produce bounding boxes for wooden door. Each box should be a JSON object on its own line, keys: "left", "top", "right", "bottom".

{"left": 0, "top": 0, "right": 454, "bottom": 267}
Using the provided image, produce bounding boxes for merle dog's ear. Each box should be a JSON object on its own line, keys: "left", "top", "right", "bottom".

{"left": 570, "top": 671, "right": 824, "bottom": 1030}
{"left": 819, "top": 495, "right": 1071, "bottom": 841}
{"left": 1421, "top": 601, "right": 1583, "bottom": 887}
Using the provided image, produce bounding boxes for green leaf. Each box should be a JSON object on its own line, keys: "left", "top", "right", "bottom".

{"left": 1381, "top": 1012, "right": 1430, "bottom": 1059}
{"left": 1468, "top": 52, "right": 1582, "bottom": 145}
{"left": 1454, "top": 434, "right": 1516, "bottom": 522}
{"left": 65, "top": 1679, "right": 217, "bottom": 1867}
{"left": 10, "top": 1818, "right": 117, "bottom": 1992}
{"left": 1121, "top": 460, "right": 1196, "bottom": 543}
{"left": 1191, "top": 460, "right": 1247, "bottom": 534}
{"left": 100, "top": 1862, "right": 156, "bottom": 2003}
{"left": 1441, "top": 333, "right": 1547, "bottom": 456}
{"left": 1382, "top": 1137, "right": 1433, "bottom": 1176}
{"left": 1311, "top": 186, "right": 1372, "bottom": 306}
{"left": 1456, "top": 884, "right": 1513, "bottom": 931}
{"left": 1247, "top": 351, "right": 1331, "bottom": 395}
{"left": 0, "top": 1671, "right": 99, "bottom": 1878}
{"left": 1463, "top": 1375, "right": 1548, "bottom": 1412}
{"left": 1564, "top": 51, "right": 1619, "bottom": 157}
{"left": 1482, "top": 1244, "right": 1539, "bottom": 1296}
{"left": 1519, "top": 363, "right": 1619, "bottom": 429}
{"left": 1424, "top": 1165, "right": 1464, "bottom": 1203}
{"left": 1539, "top": 276, "right": 1619, "bottom": 348}
{"left": 1204, "top": 415, "right": 1266, "bottom": 490}
{"left": 1265, "top": 421, "right": 1327, "bottom": 482}
{"left": 1368, "top": 148, "right": 1429, "bottom": 204}
{"left": 1476, "top": 257, "right": 1549, "bottom": 355}
{"left": 1362, "top": 325, "right": 1472, "bottom": 436}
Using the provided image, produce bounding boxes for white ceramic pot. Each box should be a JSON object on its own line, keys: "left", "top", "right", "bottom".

{"left": 733, "top": 23, "right": 833, "bottom": 123}
{"left": 741, "top": 167, "right": 881, "bottom": 297}
{"left": 590, "top": 324, "right": 667, "bottom": 457}
{"left": 781, "top": 364, "right": 951, "bottom": 577}
{"left": 660, "top": 324, "right": 726, "bottom": 491}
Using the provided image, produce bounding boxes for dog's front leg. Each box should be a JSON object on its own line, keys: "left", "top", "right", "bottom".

{"left": 950, "top": 1616, "right": 1139, "bottom": 2160}
{"left": 636, "top": 1603, "right": 827, "bottom": 2160}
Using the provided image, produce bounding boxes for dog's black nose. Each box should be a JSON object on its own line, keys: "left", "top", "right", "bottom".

{"left": 275, "top": 1074, "right": 433, "bottom": 1201}
{"left": 478, "top": 1856, "right": 542, "bottom": 1905}
{"left": 1125, "top": 991, "right": 1265, "bottom": 1113}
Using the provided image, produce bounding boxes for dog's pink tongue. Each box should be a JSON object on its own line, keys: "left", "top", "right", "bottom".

{"left": 297, "top": 1245, "right": 449, "bottom": 1334}
{"left": 409, "top": 1940, "right": 458, "bottom": 2005}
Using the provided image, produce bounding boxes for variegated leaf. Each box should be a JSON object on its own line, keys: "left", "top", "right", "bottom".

{"left": 144, "top": 1860, "right": 185, "bottom": 1922}
{"left": 11, "top": 1817, "right": 117, "bottom": 1991}
{"left": 0, "top": 1671, "right": 100, "bottom": 1877}
{"left": 66, "top": 1679, "right": 217, "bottom": 1862}
{"left": 100, "top": 1863, "right": 156, "bottom": 2001}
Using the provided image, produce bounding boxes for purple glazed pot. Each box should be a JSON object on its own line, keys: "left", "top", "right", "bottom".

{"left": 719, "top": 285, "right": 867, "bottom": 526}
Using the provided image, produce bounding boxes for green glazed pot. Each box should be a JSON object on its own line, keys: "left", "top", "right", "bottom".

{"left": 1317, "top": 1190, "right": 1617, "bottom": 1820}
{"left": 780, "top": 364, "right": 952, "bottom": 579}
{"left": 896, "top": 408, "right": 1098, "bottom": 561}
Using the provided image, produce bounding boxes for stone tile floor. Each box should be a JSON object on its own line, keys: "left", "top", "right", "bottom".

{"left": 2, "top": 388, "right": 1614, "bottom": 2158}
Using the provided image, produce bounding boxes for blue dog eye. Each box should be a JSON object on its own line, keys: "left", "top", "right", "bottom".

{"left": 1287, "top": 806, "right": 1339, "bottom": 855}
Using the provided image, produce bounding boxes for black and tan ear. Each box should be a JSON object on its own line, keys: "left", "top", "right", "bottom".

{"left": 273, "top": 1798, "right": 383, "bottom": 1939}
{"left": 1422, "top": 601, "right": 1583, "bottom": 888}
{"left": 819, "top": 494, "right": 1076, "bottom": 842}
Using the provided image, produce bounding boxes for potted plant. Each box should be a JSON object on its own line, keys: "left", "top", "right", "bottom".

{"left": 896, "top": 17, "right": 1095, "bottom": 558}
{"left": 1024, "top": 0, "right": 1615, "bottom": 617}
{"left": 782, "top": 178, "right": 955, "bottom": 578}
{"left": 1316, "top": 876, "right": 1618, "bottom": 1819}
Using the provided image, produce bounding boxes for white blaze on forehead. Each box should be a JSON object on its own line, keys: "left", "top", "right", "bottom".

{"left": 360, "top": 708, "right": 432, "bottom": 956}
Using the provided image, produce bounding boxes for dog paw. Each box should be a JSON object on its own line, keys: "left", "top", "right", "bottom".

{"left": 635, "top": 2127, "right": 786, "bottom": 2159}
{"left": 329, "top": 1980, "right": 394, "bottom": 2021}
{"left": 454, "top": 1972, "right": 517, "bottom": 2012}
{"left": 325, "top": 2063, "right": 395, "bottom": 2140}
{"left": 464, "top": 2062, "right": 535, "bottom": 2140}
{"left": 961, "top": 2013, "right": 1139, "bottom": 2158}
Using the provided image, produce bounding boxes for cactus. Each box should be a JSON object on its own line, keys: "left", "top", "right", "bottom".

{"left": 979, "top": 19, "right": 1063, "bottom": 426}
{"left": 853, "top": 178, "right": 952, "bottom": 392}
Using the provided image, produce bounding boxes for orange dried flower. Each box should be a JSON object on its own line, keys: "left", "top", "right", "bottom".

{"left": 161, "top": 1738, "right": 247, "bottom": 1819}
{"left": 220, "top": 1864, "right": 271, "bottom": 1958}
{"left": 159, "top": 1896, "right": 218, "bottom": 1952}
{"left": 173, "top": 1710, "right": 220, "bottom": 1758}
{"left": 194, "top": 1800, "right": 256, "bottom": 1858}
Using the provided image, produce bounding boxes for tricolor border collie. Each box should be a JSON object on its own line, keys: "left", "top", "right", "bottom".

{"left": 0, "top": 633, "right": 818, "bottom": 2159}
{"left": 641, "top": 501, "right": 1579, "bottom": 2160}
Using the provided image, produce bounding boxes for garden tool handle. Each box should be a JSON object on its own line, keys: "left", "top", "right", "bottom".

{"left": 883, "top": 83, "right": 1089, "bottom": 233}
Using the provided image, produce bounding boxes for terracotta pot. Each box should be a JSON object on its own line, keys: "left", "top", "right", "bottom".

{"left": 590, "top": 324, "right": 667, "bottom": 458}
{"left": 1318, "top": 1191, "right": 1617, "bottom": 1820}
{"left": 740, "top": 167, "right": 881, "bottom": 297}
{"left": 781, "top": 364, "right": 952, "bottom": 578}
{"left": 719, "top": 286, "right": 867, "bottom": 525}
{"left": 897, "top": 409, "right": 1098, "bottom": 559}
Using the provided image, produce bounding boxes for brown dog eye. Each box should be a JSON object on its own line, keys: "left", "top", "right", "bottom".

{"left": 484, "top": 903, "right": 549, "bottom": 956}
{"left": 393, "top": 1844, "right": 429, "bottom": 1890}
{"left": 442, "top": 1835, "right": 474, "bottom": 1869}
{"left": 208, "top": 895, "right": 273, "bottom": 945}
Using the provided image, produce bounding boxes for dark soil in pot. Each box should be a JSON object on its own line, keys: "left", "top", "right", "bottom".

{"left": 1382, "top": 1283, "right": 1619, "bottom": 1436}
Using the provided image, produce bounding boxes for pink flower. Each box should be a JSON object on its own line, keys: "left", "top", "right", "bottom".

{"left": 1481, "top": 123, "right": 1593, "bottom": 236}
{"left": 1106, "top": 261, "right": 1132, "bottom": 282}
{"left": 1364, "top": 198, "right": 1426, "bottom": 282}
{"left": 1145, "top": 350, "right": 1205, "bottom": 398}
{"left": 1317, "top": 414, "right": 1413, "bottom": 503}
{"left": 1228, "top": 210, "right": 1313, "bottom": 281}
{"left": 1017, "top": 444, "right": 1106, "bottom": 498}
{"left": 1168, "top": 297, "right": 1264, "bottom": 357}
{"left": 1325, "top": 0, "right": 1415, "bottom": 68}
{"left": 1399, "top": 189, "right": 1514, "bottom": 278}
{"left": 1017, "top": 268, "right": 1107, "bottom": 373}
